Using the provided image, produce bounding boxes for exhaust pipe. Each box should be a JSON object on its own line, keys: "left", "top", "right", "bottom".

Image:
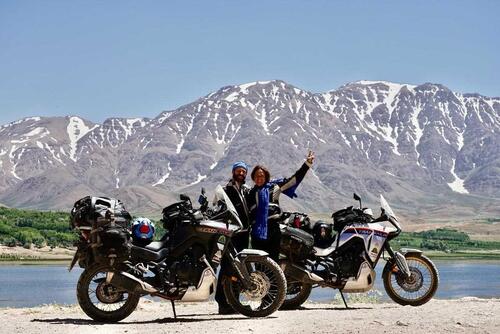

{"left": 107, "top": 271, "right": 158, "bottom": 294}
{"left": 284, "top": 263, "right": 324, "bottom": 284}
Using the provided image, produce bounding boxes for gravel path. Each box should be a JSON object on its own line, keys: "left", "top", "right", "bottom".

{"left": 1, "top": 298, "right": 499, "bottom": 334}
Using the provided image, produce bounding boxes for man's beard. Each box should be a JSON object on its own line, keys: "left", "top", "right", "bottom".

{"left": 233, "top": 174, "right": 245, "bottom": 183}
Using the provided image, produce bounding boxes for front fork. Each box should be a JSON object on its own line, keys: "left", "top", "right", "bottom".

{"left": 222, "top": 242, "right": 269, "bottom": 290}
{"left": 384, "top": 244, "right": 412, "bottom": 278}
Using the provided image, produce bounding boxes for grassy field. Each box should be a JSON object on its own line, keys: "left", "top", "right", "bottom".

{"left": 392, "top": 228, "right": 500, "bottom": 259}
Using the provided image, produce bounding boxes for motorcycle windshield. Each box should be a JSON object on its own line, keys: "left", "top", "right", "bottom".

{"left": 380, "top": 194, "right": 398, "bottom": 222}
{"left": 213, "top": 185, "right": 243, "bottom": 228}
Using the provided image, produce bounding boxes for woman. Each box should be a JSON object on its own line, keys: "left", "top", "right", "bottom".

{"left": 247, "top": 151, "right": 315, "bottom": 261}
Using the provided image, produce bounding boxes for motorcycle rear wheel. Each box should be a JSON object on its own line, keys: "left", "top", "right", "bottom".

{"left": 223, "top": 256, "right": 286, "bottom": 317}
{"left": 383, "top": 253, "right": 439, "bottom": 306}
{"left": 280, "top": 279, "right": 312, "bottom": 310}
{"left": 77, "top": 264, "right": 140, "bottom": 322}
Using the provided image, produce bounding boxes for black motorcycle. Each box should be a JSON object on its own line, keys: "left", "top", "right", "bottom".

{"left": 69, "top": 185, "right": 286, "bottom": 322}
{"left": 278, "top": 193, "right": 439, "bottom": 309}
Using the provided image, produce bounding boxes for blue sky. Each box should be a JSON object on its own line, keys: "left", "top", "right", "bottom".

{"left": 1, "top": 0, "right": 499, "bottom": 124}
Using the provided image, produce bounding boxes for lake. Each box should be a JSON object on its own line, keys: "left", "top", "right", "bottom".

{"left": 0, "top": 260, "right": 499, "bottom": 308}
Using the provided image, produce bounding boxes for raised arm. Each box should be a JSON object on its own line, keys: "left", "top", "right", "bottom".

{"left": 273, "top": 151, "right": 315, "bottom": 198}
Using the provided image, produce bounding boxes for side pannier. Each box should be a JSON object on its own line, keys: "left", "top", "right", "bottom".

{"left": 280, "top": 226, "right": 314, "bottom": 260}
{"left": 70, "top": 196, "right": 132, "bottom": 266}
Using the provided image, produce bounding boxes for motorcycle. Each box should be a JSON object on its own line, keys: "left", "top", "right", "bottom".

{"left": 69, "top": 185, "right": 286, "bottom": 322}
{"left": 278, "top": 193, "right": 439, "bottom": 309}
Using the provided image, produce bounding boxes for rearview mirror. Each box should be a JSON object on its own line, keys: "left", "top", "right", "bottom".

{"left": 353, "top": 193, "right": 362, "bottom": 209}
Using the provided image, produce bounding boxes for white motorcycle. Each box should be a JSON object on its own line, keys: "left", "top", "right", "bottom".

{"left": 279, "top": 193, "right": 439, "bottom": 309}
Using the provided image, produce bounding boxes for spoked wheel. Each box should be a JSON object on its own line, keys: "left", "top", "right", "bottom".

{"left": 77, "top": 264, "right": 140, "bottom": 322}
{"left": 280, "top": 279, "right": 312, "bottom": 310}
{"left": 223, "top": 256, "right": 286, "bottom": 317}
{"left": 383, "top": 254, "right": 439, "bottom": 306}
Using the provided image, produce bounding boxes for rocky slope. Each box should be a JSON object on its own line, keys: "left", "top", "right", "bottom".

{"left": 0, "top": 80, "right": 498, "bottom": 218}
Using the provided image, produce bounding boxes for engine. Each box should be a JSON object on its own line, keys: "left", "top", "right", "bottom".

{"left": 158, "top": 245, "right": 207, "bottom": 296}
{"left": 312, "top": 238, "right": 366, "bottom": 284}
{"left": 168, "top": 254, "right": 205, "bottom": 285}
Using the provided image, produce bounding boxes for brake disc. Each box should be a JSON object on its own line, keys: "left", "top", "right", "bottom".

{"left": 96, "top": 281, "right": 124, "bottom": 304}
{"left": 242, "top": 272, "right": 271, "bottom": 301}
{"left": 396, "top": 267, "right": 424, "bottom": 292}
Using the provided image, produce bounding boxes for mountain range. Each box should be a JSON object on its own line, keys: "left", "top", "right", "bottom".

{"left": 1, "top": 80, "right": 499, "bottom": 220}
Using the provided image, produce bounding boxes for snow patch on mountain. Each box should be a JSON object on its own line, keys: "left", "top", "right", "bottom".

{"left": 225, "top": 91, "right": 239, "bottom": 102}
{"left": 122, "top": 118, "right": 147, "bottom": 139}
{"left": 187, "top": 173, "right": 207, "bottom": 186}
{"left": 153, "top": 162, "right": 172, "bottom": 187}
{"left": 8, "top": 146, "right": 24, "bottom": 180}
{"left": 447, "top": 159, "right": 469, "bottom": 194}
{"left": 67, "top": 117, "right": 95, "bottom": 161}
{"left": 1, "top": 116, "right": 42, "bottom": 130}
{"left": 11, "top": 127, "right": 50, "bottom": 144}
{"left": 176, "top": 115, "right": 195, "bottom": 154}
{"left": 256, "top": 109, "right": 270, "bottom": 135}
{"left": 44, "top": 142, "right": 66, "bottom": 165}
{"left": 411, "top": 107, "right": 424, "bottom": 163}
{"left": 356, "top": 80, "right": 416, "bottom": 90}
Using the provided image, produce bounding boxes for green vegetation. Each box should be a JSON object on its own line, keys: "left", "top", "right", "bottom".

{"left": 1, "top": 205, "right": 499, "bottom": 261}
{"left": 0, "top": 206, "right": 167, "bottom": 249}
{"left": 0, "top": 207, "right": 77, "bottom": 248}
{"left": 0, "top": 253, "right": 41, "bottom": 261}
{"left": 482, "top": 217, "right": 500, "bottom": 224}
{"left": 393, "top": 228, "right": 500, "bottom": 258}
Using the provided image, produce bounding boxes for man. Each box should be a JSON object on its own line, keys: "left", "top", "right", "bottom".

{"left": 215, "top": 161, "right": 251, "bottom": 314}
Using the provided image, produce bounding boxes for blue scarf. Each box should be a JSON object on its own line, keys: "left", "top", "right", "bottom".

{"left": 252, "top": 183, "right": 271, "bottom": 240}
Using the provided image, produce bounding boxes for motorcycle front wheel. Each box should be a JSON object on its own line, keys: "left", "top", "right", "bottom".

{"left": 223, "top": 256, "right": 286, "bottom": 317}
{"left": 383, "top": 253, "right": 439, "bottom": 306}
{"left": 77, "top": 264, "right": 140, "bottom": 322}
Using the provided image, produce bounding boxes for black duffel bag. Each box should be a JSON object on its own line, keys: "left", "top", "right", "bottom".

{"left": 70, "top": 196, "right": 131, "bottom": 229}
{"left": 331, "top": 206, "right": 371, "bottom": 233}
{"left": 70, "top": 196, "right": 132, "bottom": 264}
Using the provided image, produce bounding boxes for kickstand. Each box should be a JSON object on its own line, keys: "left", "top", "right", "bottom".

{"left": 339, "top": 289, "right": 349, "bottom": 309}
{"left": 170, "top": 300, "right": 177, "bottom": 319}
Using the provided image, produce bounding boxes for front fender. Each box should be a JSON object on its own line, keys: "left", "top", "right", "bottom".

{"left": 400, "top": 248, "right": 423, "bottom": 257}
{"left": 230, "top": 249, "right": 269, "bottom": 289}
{"left": 235, "top": 249, "right": 269, "bottom": 259}
{"left": 383, "top": 248, "right": 421, "bottom": 278}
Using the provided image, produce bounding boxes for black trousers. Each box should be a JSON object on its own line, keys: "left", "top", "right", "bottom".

{"left": 215, "top": 230, "right": 249, "bottom": 308}
{"left": 251, "top": 222, "right": 281, "bottom": 262}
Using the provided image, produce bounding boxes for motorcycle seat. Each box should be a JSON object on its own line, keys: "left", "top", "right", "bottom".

{"left": 131, "top": 243, "right": 169, "bottom": 262}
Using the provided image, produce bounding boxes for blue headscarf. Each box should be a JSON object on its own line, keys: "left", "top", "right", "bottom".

{"left": 232, "top": 161, "right": 248, "bottom": 172}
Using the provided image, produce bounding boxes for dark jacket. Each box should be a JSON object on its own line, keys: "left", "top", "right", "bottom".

{"left": 223, "top": 179, "right": 250, "bottom": 229}
{"left": 247, "top": 161, "right": 311, "bottom": 239}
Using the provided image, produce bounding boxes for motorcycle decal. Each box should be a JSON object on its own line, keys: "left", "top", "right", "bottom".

{"left": 337, "top": 226, "right": 388, "bottom": 262}
{"left": 369, "top": 233, "right": 387, "bottom": 262}
{"left": 196, "top": 226, "right": 232, "bottom": 236}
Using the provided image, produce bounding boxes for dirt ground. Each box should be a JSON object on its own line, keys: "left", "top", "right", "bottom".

{"left": 1, "top": 298, "right": 499, "bottom": 334}
{"left": 0, "top": 245, "right": 74, "bottom": 260}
